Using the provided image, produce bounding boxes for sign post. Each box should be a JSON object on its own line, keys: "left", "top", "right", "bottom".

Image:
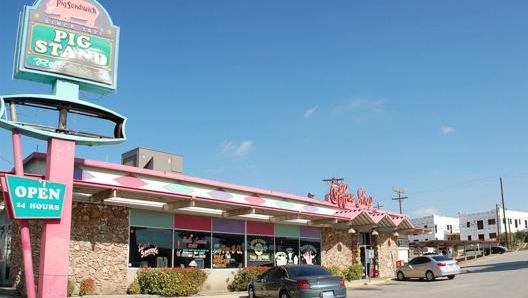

{"left": 0, "top": 1, "right": 123, "bottom": 297}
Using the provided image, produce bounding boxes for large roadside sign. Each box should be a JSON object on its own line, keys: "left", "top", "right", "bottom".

{"left": 14, "top": 0, "right": 120, "bottom": 94}
{"left": 4, "top": 175, "right": 66, "bottom": 219}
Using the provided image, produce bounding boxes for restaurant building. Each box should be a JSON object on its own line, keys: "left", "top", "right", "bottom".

{"left": 0, "top": 148, "right": 420, "bottom": 294}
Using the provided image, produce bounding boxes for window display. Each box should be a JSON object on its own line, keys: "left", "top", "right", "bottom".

{"left": 129, "top": 227, "right": 173, "bottom": 268}
{"left": 247, "top": 236, "right": 273, "bottom": 267}
{"left": 174, "top": 231, "right": 211, "bottom": 268}
{"left": 300, "top": 241, "right": 320, "bottom": 265}
{"left": 274, "top": 237, "right": 299, "bottom": 266}
{"left": 212, "top": 233, "right": 244, "bottom": 268}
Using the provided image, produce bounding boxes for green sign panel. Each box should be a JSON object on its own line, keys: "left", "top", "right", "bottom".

{"left": 14, "top": 0, "right": 120, "bottom": 94}
{"left": 5, "top": 175, "right": 66, "bottom": 219}
{"left": 25, "top": 24, "right": 114, "bottom": 84}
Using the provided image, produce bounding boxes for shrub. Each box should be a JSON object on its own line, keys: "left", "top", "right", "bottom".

{"left": 136, "top": 267, "right": 207, "bottom": 297}
{"left": 343, "top": 263, "right": 364, "bottom": 281}
{"left": 79, "top": 277, "right": 96, "bottom": 296}
{"left": 228, "top": 266, "right": 269, "bottom": 292}
{"left": 126, "top": 279, "right": 141, "bottom": 295}
{"left": 325, "top": 265, "right": 342, "bottom": 276}
{"left": 67, "top": 279, "right": 75, "bottom": 297}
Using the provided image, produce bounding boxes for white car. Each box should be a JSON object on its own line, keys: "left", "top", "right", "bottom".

{"left": 395, "top": 255, "right": 460, "bottom": 281}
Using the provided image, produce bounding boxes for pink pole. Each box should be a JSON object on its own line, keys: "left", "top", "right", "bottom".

{"left": 37, "top": 138, "right": 75, "bottom": 298}
{"left": 12, "top": 130, "right": 37, "bottom": 298}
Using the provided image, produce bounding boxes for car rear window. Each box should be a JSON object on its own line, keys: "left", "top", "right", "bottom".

{"left": 286, "top": 266, "right": 331, "bottom": 277}
{"left": 432, "top": 255, "right": 452, "bottom": 261}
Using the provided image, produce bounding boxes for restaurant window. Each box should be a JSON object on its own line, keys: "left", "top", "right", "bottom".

{"left": 275, "top": 237, "right": 299, "bottom": 266}
{"left": 174, "top": 231, "right": 211, "bottom": 269}
{"left": 299, "top": 240, "right": 321, "bottom": 265}
{"left": 247, "top": 236, "right": 274, "bottom": 267}
{"left": 129, "top": 227, "right": 173, "bottom": 268}
{"left": 212, "top": 233, "right": 244, "bottom": 268}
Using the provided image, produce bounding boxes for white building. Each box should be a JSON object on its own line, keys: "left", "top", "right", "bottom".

{"left": 459, "top": 206, "right": 528, "bottom": 241}
{"left": 408, "top": 214, "right": 460, "bottom": 242}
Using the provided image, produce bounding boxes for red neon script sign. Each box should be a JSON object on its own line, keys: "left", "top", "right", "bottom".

{"left": 329, "top": 181, "right": 353, "bottom": 208}
{"left": 328, "top": 182, "right": 373, "bottom": 209}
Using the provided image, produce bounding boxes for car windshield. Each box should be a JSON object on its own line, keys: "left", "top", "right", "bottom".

{"left": 286, "top": 266, "right": 331, "bottom": 277}
{"left": 431, "top": 255, "right": 453, "bottom": 261}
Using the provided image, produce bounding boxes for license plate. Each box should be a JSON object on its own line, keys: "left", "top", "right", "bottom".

{"left": 322, "top": 291, "right": 335, "bottom": 298}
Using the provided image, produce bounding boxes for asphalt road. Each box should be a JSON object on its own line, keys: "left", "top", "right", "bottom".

{"left": 348, "top": 249, "right": 528, "bottom": 298}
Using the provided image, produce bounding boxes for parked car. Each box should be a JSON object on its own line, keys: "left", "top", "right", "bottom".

{"left": 248, "top": 264, "right": 347, "bottom": 298}
{"left": 464, "top": 247, "right": 484, "bottom": 257}
{"left": 422, "top": 252, "right": 439, "bottom": 255}
{"left": 395, "top": 255, "right": 460, "bottom": 281}
{"left": 483, "top": 246, "right": 508, "bottom": 255}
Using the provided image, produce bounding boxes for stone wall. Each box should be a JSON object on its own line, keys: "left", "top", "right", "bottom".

{"left": 320, "top": 228, "right": 399, "bottom": 278}
{"left": 372, "top": 232, "right": 399, "bottom": 278}
{"left": 320, "top": 228, "right": 358, "bottom": 269}
{"left": 10, "top": 202, "right": 129, "bottom": 295}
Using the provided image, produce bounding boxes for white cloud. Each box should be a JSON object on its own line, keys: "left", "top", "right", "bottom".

{"left": 412, "top": 207, "right": 441, "bottom": 218}
{"left": 333, "top": 98, "right": 388, "bottom": 114}
{"left": 440, "top": 126, "right": 455, "bottom": 135}
{"left": 304, "top": 106, "right": 318, "bottom": 118}
{"left": 222, "top": 140, "right": 254, "bottom": 157}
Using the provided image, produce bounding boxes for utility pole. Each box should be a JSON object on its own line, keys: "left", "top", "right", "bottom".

{"left": 322, "top": 177, "right": 344, "bottom": 184}
{"left": 392, "top": 188, "right": 408, "bottom": 214}
{"left": 374, "top": 201, "right": 383, "bottom": 209}
{"left": 500, "top": 177, "right": 510, "bottom": 250}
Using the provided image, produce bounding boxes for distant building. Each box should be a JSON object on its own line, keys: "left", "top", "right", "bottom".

{"left": 409, "top": 215, "right": 460, "bottom": 242}
{"left": 459, "top": 206, "right": 528, "bottom": 241}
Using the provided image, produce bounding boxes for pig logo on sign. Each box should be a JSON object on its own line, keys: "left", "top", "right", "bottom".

{"left": 45, "top": 0, "right": 100, "bottom": 28}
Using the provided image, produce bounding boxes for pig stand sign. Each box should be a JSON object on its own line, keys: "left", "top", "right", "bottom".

{"left": 14, "top": 0, "right": 120, "bottom": 94}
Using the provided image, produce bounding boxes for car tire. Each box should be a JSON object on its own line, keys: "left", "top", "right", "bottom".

{"left": 396, "top": 271, "right": 406, "bottom": 281}
{"left": 279, "top": 290, "right": 291, "bottom": 298}
{"left": 425, "top": 271, "right": 435, "bottom": 281}
{"left": 448, "top": 275, "right": 455, "bottom": 280}
{"left": 248, "top": 286, "right": 256, "bottom": 298}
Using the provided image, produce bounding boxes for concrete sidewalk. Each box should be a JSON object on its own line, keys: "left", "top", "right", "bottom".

{"left": 0, "top": 278, "right": 390, "bottom": 298}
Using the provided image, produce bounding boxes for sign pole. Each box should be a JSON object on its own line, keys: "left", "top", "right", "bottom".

{"left": 37, "top": 81, "right": 77, "bottom": 298}
{"left": 11, "top": 129, "right": 37, "bottom": 298}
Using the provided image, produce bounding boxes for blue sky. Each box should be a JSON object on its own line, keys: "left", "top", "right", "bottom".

{"left": 1, "top": 0, "right": 528, "bottom": 218}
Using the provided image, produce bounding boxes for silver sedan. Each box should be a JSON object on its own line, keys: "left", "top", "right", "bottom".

{"left": 395, "top": 255, "right": 460, "bottom": 281}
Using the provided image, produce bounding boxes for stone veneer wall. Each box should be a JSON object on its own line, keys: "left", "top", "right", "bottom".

{"left": 372, "top": 233, "right": 399, "bottom": 278}
{"left": 10, "top": 202, "right": 129, "bottom": 295}
{"left": 320, "top": 228, "right": 357, "bottom": 269}
{"left": 320, "top": 228, "right": 399, "bottom": 278}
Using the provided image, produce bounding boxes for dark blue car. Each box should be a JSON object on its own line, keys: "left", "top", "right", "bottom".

{"left": 248, "top": 264, "right": 347, "bottom": 298}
